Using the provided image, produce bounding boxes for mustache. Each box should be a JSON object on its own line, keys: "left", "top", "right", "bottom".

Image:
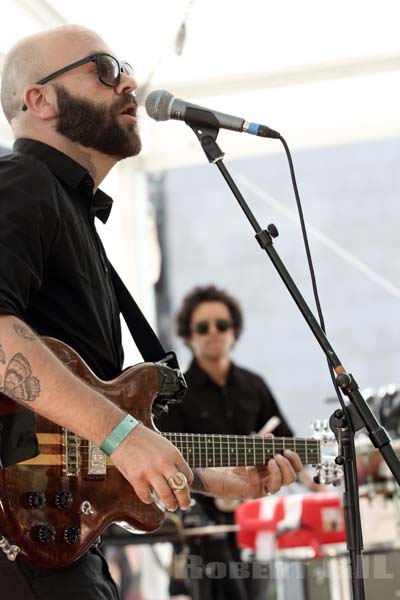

{"left": 113, "top": 95, "right": 137, "bottom": 115}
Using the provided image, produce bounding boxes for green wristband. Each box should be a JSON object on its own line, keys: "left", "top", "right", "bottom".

{"left": 100, "top": 414, "right": 141, "bottom": 456}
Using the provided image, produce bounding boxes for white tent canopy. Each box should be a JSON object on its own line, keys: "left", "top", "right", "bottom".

{"left": 1, "top": 0, "right": 400, "bottom": 166}
{"left": 1, "top": 0, "right": 400, "bottom": 364}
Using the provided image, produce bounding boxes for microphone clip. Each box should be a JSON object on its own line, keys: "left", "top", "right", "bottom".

{"left": 186, "top": 106, "right": 224, "bottom": 163}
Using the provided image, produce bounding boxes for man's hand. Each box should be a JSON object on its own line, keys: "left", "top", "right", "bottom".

{"left": 111, "top": 424, "right": 193, "bottom": 512}
{"left": 191, "top": 450, "right": 302, "bottom": 499}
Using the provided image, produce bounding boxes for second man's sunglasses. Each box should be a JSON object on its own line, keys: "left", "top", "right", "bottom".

{"left": 21, "top": 52, "right": 134, "bottom": 111}
{"left": 193, "top": 319, "right": 233, "bottom": 335}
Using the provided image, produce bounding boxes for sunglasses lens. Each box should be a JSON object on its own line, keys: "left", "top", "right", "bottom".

{"left": 216, "top": 319, "right": 231, "bottom": 332}
{"left": 193, "top": 319, "right": 232, "bottom": 334}
{"left": 97, "top": 55, "right": 120, "bottom": 85}
{"left": 194, "top": 321, "right": 209, "bottom": 335}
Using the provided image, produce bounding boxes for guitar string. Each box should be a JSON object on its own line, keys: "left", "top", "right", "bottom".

{"left": 63, "top": 440, "right": 319, "bottom": 454}
{"left": 74, "top": 436, "right": 320, "bottom": 446}
{"left": 60, "top": 439, "right": 320, "bottom": 449}
{"left": 41, "top": 449, "right": 320, "bottom": 467}
{"left": 58, "top": 433, "right": 319, "bottom": 442}
{"left": 57, "top": 443, "right": 320, "bottom": 455}
{"left": 44, "top": 435, "right": 321, "bottom": 467}
{"left": 64, "top": 447, "right": 320, "bottom": 466}
{"left": 63, "top": 440, "right": 320, "bottom": 449}
{"left": 55, "top": 442, "right": 320, "bottom": 452}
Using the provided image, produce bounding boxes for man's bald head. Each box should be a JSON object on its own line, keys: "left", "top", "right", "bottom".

{"left": 1, "top": 25, "right": 108, "bottom": 124}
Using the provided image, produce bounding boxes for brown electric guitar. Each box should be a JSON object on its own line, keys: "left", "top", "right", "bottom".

{"left": 0, "top": 338, "right": 335, "bottom": 568}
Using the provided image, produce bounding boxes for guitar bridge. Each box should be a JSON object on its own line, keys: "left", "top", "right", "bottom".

{"left": 62, "top": 429, "right": 107, "bottom": 477}
{"left": 86, "top": 442, "right": 107, "bottom": 476}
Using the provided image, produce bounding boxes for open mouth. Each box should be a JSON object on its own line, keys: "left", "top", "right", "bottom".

{"left": 120, "top": 104, "right": 137, "bottom": 117}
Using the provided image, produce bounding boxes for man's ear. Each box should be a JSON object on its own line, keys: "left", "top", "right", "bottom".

{"left": 22, "top": 83, "right": 57, "bottom": 119}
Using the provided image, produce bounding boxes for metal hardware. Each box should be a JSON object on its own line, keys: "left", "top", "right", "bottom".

{"left": 312, "top": 419, "right": 343, "bottom": 485}
{"left": 63, "top": 527, "right": 81, "bottom": 544}
{"left": 55, "top": 491, "right": 73, "bottom": 510}
{"left": 27, "top": 491, "right": 46, "bottom": 509}
{"left": 0, "top": 535, "right": 21, "bottom": 561}
{"left": 81, "top": 500, "right": 94, "bottom": 515}
{"left": 37, "top": 524, "right": 56, "bottom": 543}
{"left": 62, "top": 428, "right": 81, "bottom": 476}
{"left": 87, "top": 443, "right": 107, "bottom": 475}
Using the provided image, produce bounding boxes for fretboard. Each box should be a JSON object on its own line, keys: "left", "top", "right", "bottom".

{"left": 163, "top": 433, "right": 320, "bottom": 468}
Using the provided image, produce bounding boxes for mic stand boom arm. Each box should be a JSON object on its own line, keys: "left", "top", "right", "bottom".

{"left": 187, "top": 116, "right": 400, "bottom": 600}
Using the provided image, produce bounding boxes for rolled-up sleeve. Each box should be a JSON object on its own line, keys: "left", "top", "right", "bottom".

{"left": 0, "top": 155, "right": 59, "bottom": 316}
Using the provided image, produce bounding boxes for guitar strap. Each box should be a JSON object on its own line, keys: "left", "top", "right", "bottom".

{"left": 109, "top": 264, "right": 180, "bottom": 370}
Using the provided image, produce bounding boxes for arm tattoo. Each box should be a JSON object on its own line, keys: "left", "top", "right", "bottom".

{"left": 191, "top": 468, "right": 208, "bottom": 494}
{"left": 13, "top": 323, "right": 37, "bottom": 341}
{"left": 0, "top": 351, "right": 41, "bottom": 402}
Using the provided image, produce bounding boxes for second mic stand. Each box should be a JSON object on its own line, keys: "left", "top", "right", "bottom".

{"left": 187, "top": 118, "right": 400, "bottom": 600}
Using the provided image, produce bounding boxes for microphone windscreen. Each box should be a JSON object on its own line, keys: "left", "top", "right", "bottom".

{"left": 145, "top": 90, "right": 173, "bottom": 121}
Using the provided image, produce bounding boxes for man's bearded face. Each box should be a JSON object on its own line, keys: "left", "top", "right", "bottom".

{"left": 54, "top": 84, "right": 141, "bottom": 158}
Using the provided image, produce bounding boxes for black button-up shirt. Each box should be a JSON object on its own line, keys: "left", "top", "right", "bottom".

{"left": 0, "top": 138, "right": 123, "bottom": 379}
{"left": 156, "top": 358, "right": 293, "bottom": 518}
{"left": 157, "top": 358, "right": 293, "bottom": 437}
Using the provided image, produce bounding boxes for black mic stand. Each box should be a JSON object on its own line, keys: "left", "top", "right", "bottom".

{"left": 186, "top": 117, "right": 400, "bottom": 600}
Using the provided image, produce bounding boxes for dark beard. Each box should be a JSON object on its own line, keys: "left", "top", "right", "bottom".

{"left": 54, "top": 84, "right": 141, "bottom": 158}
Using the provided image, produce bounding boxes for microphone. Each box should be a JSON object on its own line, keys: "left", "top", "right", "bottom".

{"left": 145, "top": 90, "right": 280, "bottom": 139}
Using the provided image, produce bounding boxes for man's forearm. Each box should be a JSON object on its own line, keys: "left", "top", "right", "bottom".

{"left": 191, "top": 467, "right": 228, "bottom": 497}
{"left": 0, "top": 315, "right": 125, "bottom": 446}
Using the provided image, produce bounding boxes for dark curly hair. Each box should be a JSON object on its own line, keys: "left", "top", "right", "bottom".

{"left": 176, "top": 285, "right": 243, "bottom": 341}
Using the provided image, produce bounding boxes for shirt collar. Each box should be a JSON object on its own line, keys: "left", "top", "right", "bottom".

{"left": 188, "top": 358, "right": 237, "bottom": 386}
{"left": 13, "top": 138, "right": 113, "bottom": 223}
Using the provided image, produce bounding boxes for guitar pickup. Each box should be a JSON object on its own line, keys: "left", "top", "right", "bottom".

{"left": 63, "top": 429, "right": 81, "bottom": 476}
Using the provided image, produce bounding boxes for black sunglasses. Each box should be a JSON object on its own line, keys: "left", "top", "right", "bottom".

{"left": 21, "top": 52, "right": 134, "bottom": 111}
{"left": 193, "top": 319, "right": 233, "bottom": 335}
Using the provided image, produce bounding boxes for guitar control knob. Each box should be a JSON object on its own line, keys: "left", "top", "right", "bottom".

{"left": 37, "top": 524, "right": 56, "bottom": 543}
{"left": 55, "top": 491, "right": 73, "bottom": 510}
{"left": 27, "top": 491, "right": 46, "bottom": 509}
{"left": 63, "top": 527, "right": 81, "bottom": 545}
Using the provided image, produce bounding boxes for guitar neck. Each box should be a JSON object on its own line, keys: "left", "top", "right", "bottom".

{"left": 163, "top": 433, "right": 320, "bottom": 468}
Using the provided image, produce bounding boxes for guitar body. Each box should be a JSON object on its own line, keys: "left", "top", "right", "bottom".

{"left": 0, "top": 338, "right": 166, "bottom": 568}
{"left": 0, "top": 338, "right": 327, "bottom": 568}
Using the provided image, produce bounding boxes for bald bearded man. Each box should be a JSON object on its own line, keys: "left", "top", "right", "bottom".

{"left": 0, "top": 26, "right": 302, "bottom": 599}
